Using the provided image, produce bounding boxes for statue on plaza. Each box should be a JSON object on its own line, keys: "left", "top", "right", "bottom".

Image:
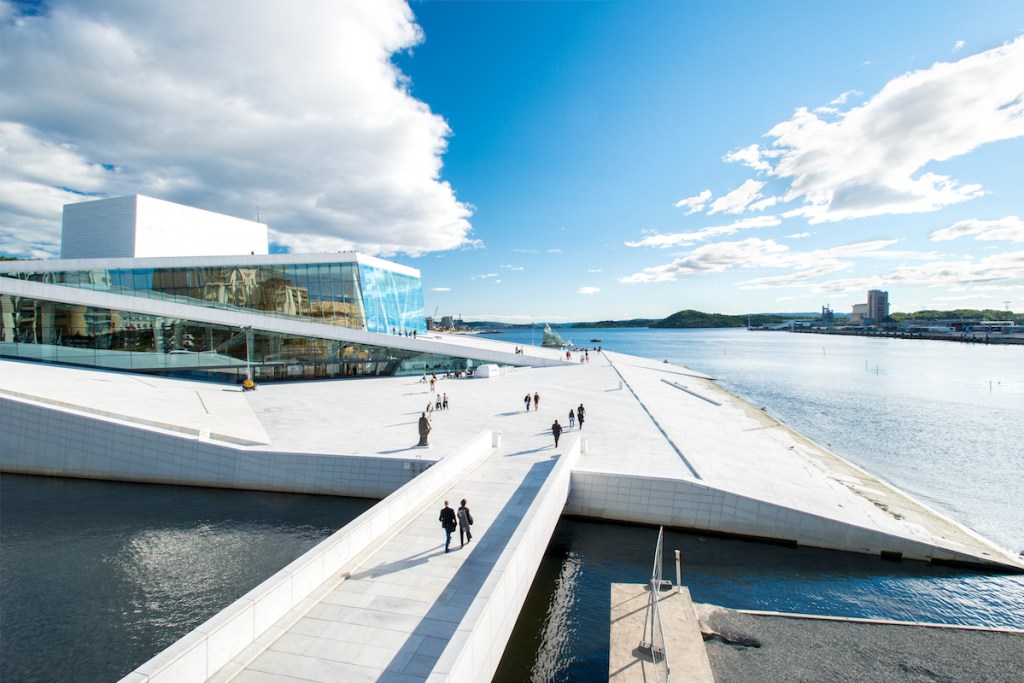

{"left": 418, "top": 412, "right": 431, "bottom": 447}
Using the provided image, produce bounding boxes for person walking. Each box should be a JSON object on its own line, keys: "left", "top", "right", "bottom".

{"left": 457, "top": 498, "right": 473, "bottom": 547}
{"left": 577, "top": 403, "right": 585, "bottom": 429}
{"left": 435, "top": 394, "right": 442, "bottom": 410}
{"left": 442, "top": 393, "right": 449, "bottom": 410}
{"left": 439, "top": 500, "right": 457, "bottom": 552}
{"left": 551, "top": 419, "right": 563, "bottom": 447}
{"left": 524, "top": 393, "right": 532, "bottom": 411}
{"left": 533, "top": 392, "right": 540, "bottom": 410}
{"left": 568, "top": 409, "right": 575, "bottom": 429}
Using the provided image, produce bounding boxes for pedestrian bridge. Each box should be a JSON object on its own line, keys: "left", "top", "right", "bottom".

{"left": 119, "top": 430, "right": 581, "bottom": 683}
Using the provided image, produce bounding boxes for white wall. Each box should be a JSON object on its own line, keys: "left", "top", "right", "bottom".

{"left": 61, "top": 195, "right": 138, "bottom": 258}
{"left": 60, "top": 195, "right": 268, "bottom": 259}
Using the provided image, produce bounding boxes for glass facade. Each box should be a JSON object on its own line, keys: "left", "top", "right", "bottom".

{"left": 0, "top": 260, "right": 426, "bottom": 333}
{"left": 0, "top": 295, "right": 483, "bottom": 382}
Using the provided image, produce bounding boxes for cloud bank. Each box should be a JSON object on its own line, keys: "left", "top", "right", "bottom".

{"left": 0, "top": 0, "right": 475, "bottom": 257}
{"left": 727, "top": 36, "right": 1024, "bottom": 224}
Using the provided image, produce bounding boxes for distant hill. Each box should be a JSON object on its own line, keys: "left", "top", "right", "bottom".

{"left": 649, "top": 309, "right": 804, "bottom": 328}
{"left": 569, "top": 319, "right": 659, "bottom": 328}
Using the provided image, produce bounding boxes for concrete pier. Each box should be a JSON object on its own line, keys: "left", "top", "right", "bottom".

{"left": 609, "top": 583, "right": 713, "bottom": 683}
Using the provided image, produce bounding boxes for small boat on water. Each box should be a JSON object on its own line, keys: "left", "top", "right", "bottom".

{"left": 590, "top": 338, "right": 601, "bottom": 343}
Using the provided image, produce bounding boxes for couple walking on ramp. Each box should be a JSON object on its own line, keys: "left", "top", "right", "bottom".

{"left": 439, "top": 499, "right": 473, "bottom": 552}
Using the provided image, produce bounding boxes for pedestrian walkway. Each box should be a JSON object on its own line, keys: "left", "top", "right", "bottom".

{"left": 208, "top": 433, "right": 579, "bottom": 682}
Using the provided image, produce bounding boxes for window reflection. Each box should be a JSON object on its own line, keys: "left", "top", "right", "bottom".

{"left": 1, "top": 294, "right": 490, "bottom": 381}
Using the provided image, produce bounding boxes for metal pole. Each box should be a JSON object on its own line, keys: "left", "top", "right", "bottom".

{"left": 244, "top": 326, "right": 252, "bottom": 380}
{"left": 675, "top": 550, "right": 681, "bottom": 592}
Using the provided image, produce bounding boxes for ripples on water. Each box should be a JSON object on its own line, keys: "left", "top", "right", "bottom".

{"left": 494, "top": 520, "right": 1024, "bottom": 683}
{"left": 0, "top": 474, "right": 372, "bottom": 683}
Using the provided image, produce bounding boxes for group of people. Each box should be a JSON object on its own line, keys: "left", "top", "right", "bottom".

{"left": 551, "top": 403, "right": 585, "bottom": 447}
{"left": 439, "top": 499, "right": 474, "bottom": 552}
{"left": 393, "top": 328, "right": 418, "bottom": 338}
{"left": 431, "top": 393, "right": 449, "bottom": 411}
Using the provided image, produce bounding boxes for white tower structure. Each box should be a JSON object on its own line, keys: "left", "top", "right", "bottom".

{"left": 61, "top": 195, "right": 269, "bottom": 259}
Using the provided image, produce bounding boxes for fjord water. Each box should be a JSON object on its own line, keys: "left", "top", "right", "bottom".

{"left": 487, "top": 327, "right": 1024, "bottom": 552}
{"left": 0, "top": 476, "right": 373, "bottom": 682}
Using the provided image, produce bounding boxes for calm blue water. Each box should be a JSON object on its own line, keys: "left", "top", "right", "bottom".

{"left": 485, "top": 327, "right": 1024, "bottom": 553}
{"left": 0, "top": 475, "right": 373, "bottom": 683}
{"left": 2, "top": 328, "right": 1022, "bottom": 682}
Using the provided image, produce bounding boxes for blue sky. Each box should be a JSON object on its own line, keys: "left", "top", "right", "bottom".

{"left": 2, "top": 1, "right": 1023, "bottom": 321}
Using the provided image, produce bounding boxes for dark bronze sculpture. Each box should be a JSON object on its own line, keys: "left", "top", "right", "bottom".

{"left": 418, "top": 412, "right": 431, "bottom": 446}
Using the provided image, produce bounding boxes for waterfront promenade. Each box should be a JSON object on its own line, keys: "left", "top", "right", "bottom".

{"left": 3, "top": 334, "right": 1023, "bottom": 680}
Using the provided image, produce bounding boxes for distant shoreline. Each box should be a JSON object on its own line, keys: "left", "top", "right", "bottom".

{"left": 775, "top": 327, "right": 1024, "bottom": 345}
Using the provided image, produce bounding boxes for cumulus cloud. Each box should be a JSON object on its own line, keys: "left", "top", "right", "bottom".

{"left": 723, "top": 144, "right": 771, "bottom": 172}
{"left": 673, "top": 189, "right": 712, "bottom": 213}
{"left": 708, "top": 179, "right": 767, "bottom": 215}
{"left": 930, "top": 216, "right": 1024, "bottom": 242}
{"left": 625, "top": 215, "right": 781, "bottom": 249}
{"left": 620, "top": 238, "right": 790, "bottom": 283}
{"left": 0, "top": 0, "right": 475, "bottom": 257}
{"left": 620, "top": 237, "right": 899, "bottom": 284}
{"left": 577, "top": 286, "right": 600, "bottom": 295}
{"left": 734, "top": 37, "right": 1024, "bottom": 223}
{"left": 807, "top": 251, "right": 1024, "bottom": 293}
{"left": 830, "top": 89, "right": 863, "bottom": 105}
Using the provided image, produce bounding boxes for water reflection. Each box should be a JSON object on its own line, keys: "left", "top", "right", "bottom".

{"left": 495, "top": 519, "right": 1024, "bottom": 683}
{"left": 0, "top": 474, "right": 373, "bottom": 683}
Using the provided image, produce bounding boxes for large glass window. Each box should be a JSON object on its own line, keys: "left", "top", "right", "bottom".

{"left": 1, "top": 294, "right": 483, "bottom": 382}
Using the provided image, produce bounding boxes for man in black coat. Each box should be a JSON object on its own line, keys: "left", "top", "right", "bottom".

{"left": 439, "top": 500, "right": 457, "bottom": 552}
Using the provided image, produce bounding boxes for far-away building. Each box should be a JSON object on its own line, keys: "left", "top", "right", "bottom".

{"left": 867, "top": 289, "right": 890, "bottom": 322}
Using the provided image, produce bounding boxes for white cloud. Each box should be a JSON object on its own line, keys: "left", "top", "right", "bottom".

{"left": 577, "top": 286, "right": 600, "bottom": 295}
{"left": 0, "top": 0, "right": 475, "bottom": 258}
{"left": 547, "top": 248, "right": 563, "bottom": 253}
{"left": 933, "top": 294, "right": 987, "bottom": 301}
{"left": 625, "top": 215, "right": 780, "bottom": 249}
{"left": 929, "top": 216, "right": 1024, "bottom": 242}
{"left": 586, "top": 268, "right": 602, "bottom": 273}
{"left": 808, "top": 251, "right": 1024, "bottom": 293}
{"left": 501, "top": 263, "right": 524, "bottom": 270}
{"left": 621, "top": 237, "right": 900, "bottom": 285}
{"left": 673, "top": 189, "right": 712, "bottom": 214}
{"left": 786, "top": 232, "right": 812, "bottom": 239}
{"left": 708, "top": 179, "right": 766, "bottom": 215}
{"left": 954, "top": 40, "right": 966, "bottom": 52}
{"left": 474, "top": 273, "right": 498, "bottom": 279}
{"left": 723, "top": 144, "right": 771, "bottom": 172}
{"left": 430, "top": 287, "right": 451, "bottom": 292}
{"left": 830, "top": 89, "right": 863, "bottom": 105}
{"left": 619, "top": 238, "right": 790, "bottom": 283}
{"left": 744, "top": 37, "right": 1024, "bottom": 223}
